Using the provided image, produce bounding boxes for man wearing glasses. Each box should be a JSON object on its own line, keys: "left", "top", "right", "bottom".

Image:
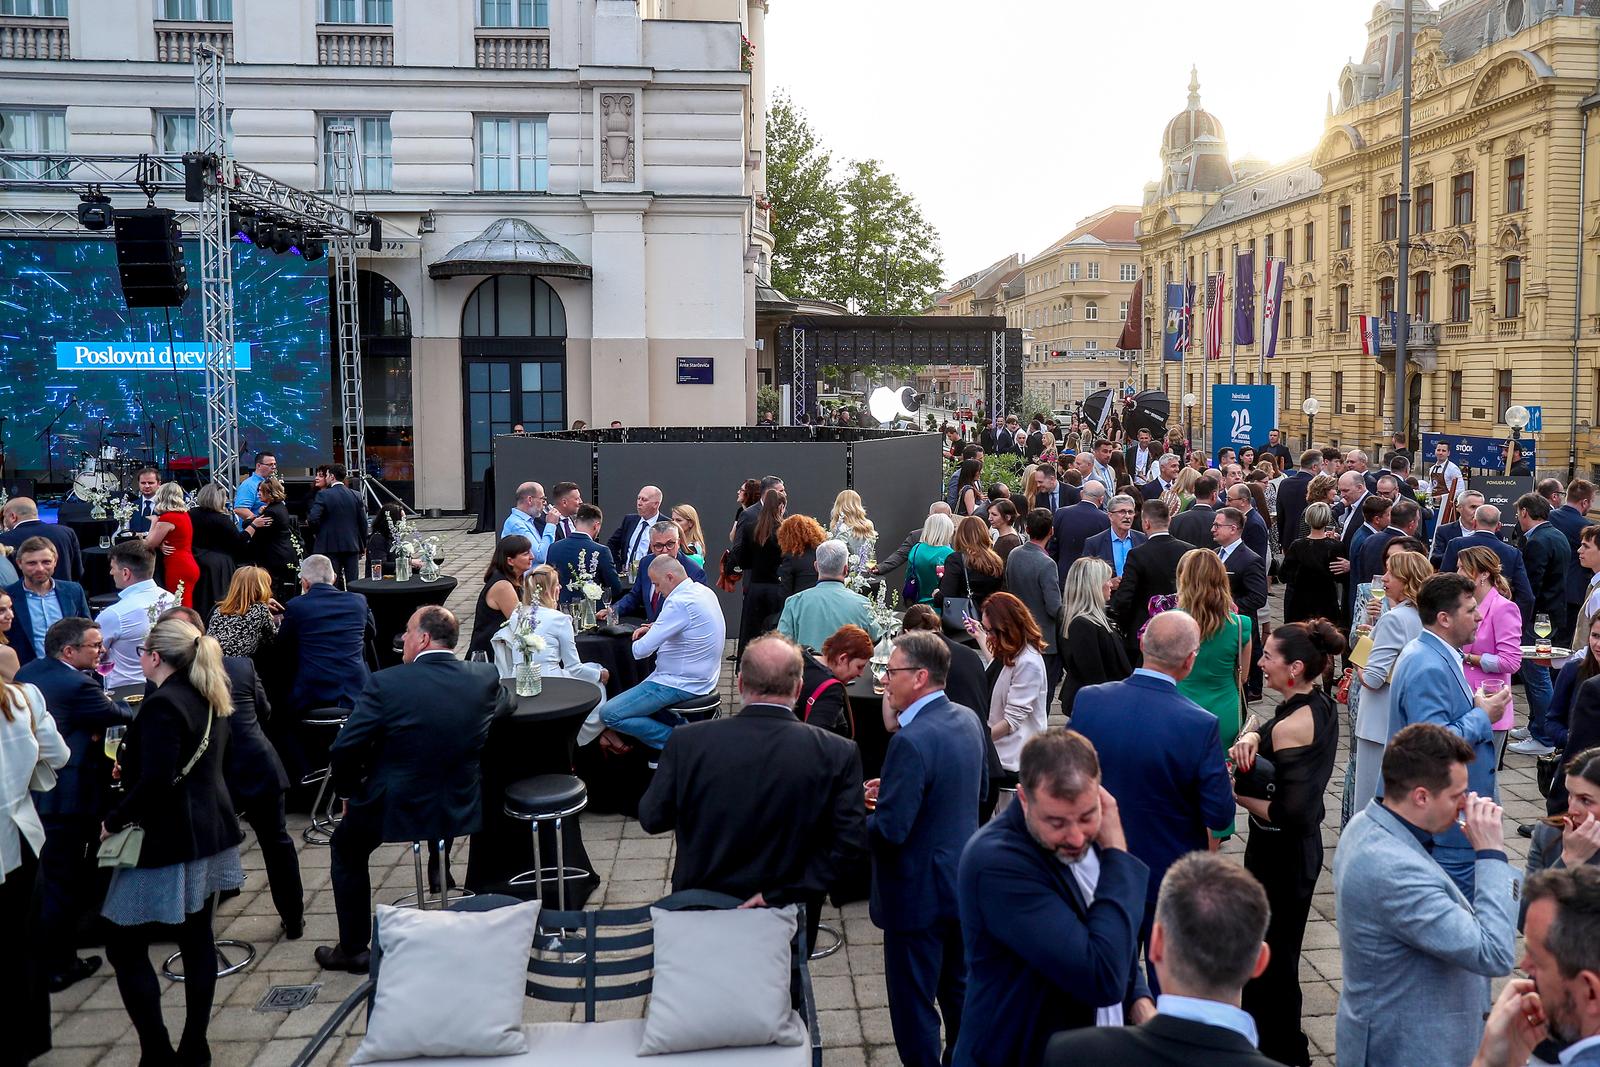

{"left": 1084, "top": 496, "right": 1145, "bottom": 580}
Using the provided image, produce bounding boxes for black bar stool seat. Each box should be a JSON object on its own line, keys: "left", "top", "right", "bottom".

{"left": 506, "top": 774, "right": 588, "bottom": 818}
{"left": 663, "top": 691, "right": 720, "bottom": 723}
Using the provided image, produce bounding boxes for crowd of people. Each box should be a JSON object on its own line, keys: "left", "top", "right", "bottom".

{"left": 12, "top": 415, "right": 1600, "bottom": 1067}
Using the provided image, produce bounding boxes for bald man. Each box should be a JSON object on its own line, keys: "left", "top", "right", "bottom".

{"left": 608, "top": 484, "right": 666, "bottom": 582}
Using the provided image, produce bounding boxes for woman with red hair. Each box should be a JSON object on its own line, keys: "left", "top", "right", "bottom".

{"left": 797, "top": 624, "right": 874, "bottom": 738}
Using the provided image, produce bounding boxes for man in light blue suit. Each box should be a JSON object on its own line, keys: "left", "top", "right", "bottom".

{"left": 1334, "top": 723, "right": 1517, "bottom": 1067}
{"left": 1387, "top": 572, "right": 1513, "bottom": 897}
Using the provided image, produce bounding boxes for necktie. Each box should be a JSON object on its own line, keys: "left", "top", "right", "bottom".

{"left": 632, "top": 520, "right": 651, "bottom": 565}
{"left": 142, "top": 500, "right": 152, "bottom": 517}
{"left": 651, "top": 591, "right": 662, "bottom": 616}
{"left": 1216, "top": 545, "right": 1226, "bottom": 559}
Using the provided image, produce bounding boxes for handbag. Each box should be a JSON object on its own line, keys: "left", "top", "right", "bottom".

{"left": 941, "top": 556, "right": 975, "bottom": 630}
{"left": 97, "top": 707, "right": 214, "bottom": 870}
{"left": 715, "top": 548, "right": 741, "bottom": 593}
{"left": 902, "top": 543, "right": 923, "bottom": 603}
{"left": 25, "top": 687, "right": 56, "bottom": 793}
{"left": 1233, "top": 753, "right": 1277, "bottom": 800}
{"left": 1335, "top": 667, "right": 1356, "bottom": 705}
{"left": 1538, "top": 751, "right": 1563, "bottom": 799}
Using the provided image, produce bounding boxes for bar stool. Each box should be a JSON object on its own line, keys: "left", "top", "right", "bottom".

{"left": 810, "top": 923, "right": 844, "bottom": 960}
{"left": 503, "top": 774, "right": 591, "bottom": 912}
{"left": 994, "top": 786, "right": 1018, "bottom": 817}
{"left": 299, "top": 708, "right": 350, "bottom": 846}
{"left": 662, "top": 691, "right": 720, "bottom": 724}
{"left": 164, "top": 813, "right": 256, "bottom": 982}
{"left": 390, "top": 839, "right": 471, "bottom": 910}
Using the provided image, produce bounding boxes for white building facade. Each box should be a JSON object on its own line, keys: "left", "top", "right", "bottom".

{"left": 0, "top": 0, "right": 772, "bottom": 510}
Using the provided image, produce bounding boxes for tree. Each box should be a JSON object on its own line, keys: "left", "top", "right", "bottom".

{"left": 829, "top": 159, "right": 945, "bottom": 315}
{"left": 765, "top": 93, "right": 842, "bottom": 301}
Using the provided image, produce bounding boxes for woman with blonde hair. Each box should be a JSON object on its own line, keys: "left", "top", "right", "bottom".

{"left": 145, "top": 481, "right": 200, "bottom": 606}
{"left": 671, "top": 504, "right": 706, "bottom": 568}
{"left": 1347, "top": 550, "right": 1432, "bottom": 817}
{"left": 248, "top": 476, "right": 299, "bottom": 599}
{"left": 936, "top": 515, "right": 1006, "bottom": 616}
{"left": 906, "top": 512, "right": 955, "bottom": 605}
{"left": 1177, "top": 548, "right": 1251, "bottom": 754}
{"left": 101, "top": 616, "right": 241, "bottom": 1067}
{"left": 207, "top": 564, "right": 279, "bottom": 658}
{"left": 1057, "top": 556, "right": 1132, "bottom": 714}
{"left": 516, "top": 565, "right": 609, "bottom": 690}
{"left": 777, "top": 514, "right": 827, "bottom": 596}
{"left": 828, "top": 490, "right": 878, "bottom": 572}
{"left": 1171, "top": 466, "right": 1201, "bottom": 511}
{"left": 1456, "top": 545, "right": 1523, "bottom": 755}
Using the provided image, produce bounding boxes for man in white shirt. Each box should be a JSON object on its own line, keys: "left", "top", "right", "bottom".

{"left": 608, "top": 485, "right": 664, "bottom": 582}
{"left": 1429, "top": 440, "right": 1468, "bottom": 503}
{"left": 92, "top": 541, "right": 172, "bottom": 687}
{"left": 600, "top": 555, "right": 726, "bottom": 751}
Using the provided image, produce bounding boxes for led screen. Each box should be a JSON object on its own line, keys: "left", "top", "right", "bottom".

{"left": 0, "top": 237, "right": 331, "bottom": 473}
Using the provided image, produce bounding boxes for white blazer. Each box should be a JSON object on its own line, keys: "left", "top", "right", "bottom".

{"left": 984, "top": 645, "right": 1048, "bottom": 772}
{"left": 0, "top": 682, "right": 69, "bottom": 881}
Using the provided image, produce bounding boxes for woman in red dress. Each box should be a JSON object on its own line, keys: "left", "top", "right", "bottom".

{"left": 144, "top": 482, "right": 200, "bottom": 606}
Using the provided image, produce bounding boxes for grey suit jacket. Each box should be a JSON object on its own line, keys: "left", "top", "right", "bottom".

{"left": 1333, "top": 800, "right": 1519, "bottom": 1067}
{"left": 1004, "top": 543, "right": 1061, "bottom": 655}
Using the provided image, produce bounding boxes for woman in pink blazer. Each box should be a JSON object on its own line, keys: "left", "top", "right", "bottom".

{"left": 1456, "top": 544, "right": 1525, "bottom": 755}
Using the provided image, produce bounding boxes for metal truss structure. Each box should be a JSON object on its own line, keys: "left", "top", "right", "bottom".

{"left": 324, "top": 124, "right": 366, "bottom": 493}
{"left": 194, "top": 45, "right": 238, "bottom": 490}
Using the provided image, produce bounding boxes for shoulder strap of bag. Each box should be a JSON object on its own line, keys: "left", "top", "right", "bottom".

{"left": 803, "top": 677, "right": 843, "bottom": 722}
{"left": 174, "top": 711, "right": 214, "bottom": 786}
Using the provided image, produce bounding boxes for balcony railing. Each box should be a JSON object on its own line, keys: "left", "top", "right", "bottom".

{"left": 0, "top": 15, "right": 68, "bottom": 59}
{"left": 1377, "top": 319, "right": 1440, "bottom": 349}
{"left": 1444, "top": 321, "right": 1470, "bottom": 340}
{"left": 1297, "top": 337, "right": 1311, "bottom": 352}
{"left": 474, "top": 27, "right": 550, "bottom": 69}
{"left": 154, "top": 20, "right": 232, "bottom": 62}
{"left": 317, "top": 26, "right": 393, "bottom": 65}
{"left": 1496, "top": 316, "right": 1522, "bottom": 339}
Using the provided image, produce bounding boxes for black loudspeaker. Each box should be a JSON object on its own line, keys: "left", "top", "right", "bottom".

{"left": 112, "top": 207, "right": 188, "bottom": 308}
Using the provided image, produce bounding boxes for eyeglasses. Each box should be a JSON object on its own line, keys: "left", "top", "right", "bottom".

{"left": 881, "top": 667, "right": 922, "bottom": 677}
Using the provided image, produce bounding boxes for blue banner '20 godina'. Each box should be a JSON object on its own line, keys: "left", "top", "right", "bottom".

{"left": 1421, "top": 432, "right": 1535, "bottom": 471}
{"left": 1211, "top": 384, "right": 1277, "bottom": 465}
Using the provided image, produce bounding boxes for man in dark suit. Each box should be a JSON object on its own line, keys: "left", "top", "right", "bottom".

{"left": 18, "top": 617, "right": 132, "bottom": 991}
{"left": 1007, "top": 509, "right": 1065, "bottom": 706}
{"left": 1440, "top": 504, "right": 1535, "bottom": 615}
{"left": 1214, "top": 507, "right": 1268, "bottom": 626}
{"left": 899, "top": 604, "right": 999, "bottom": 795}
{"left": 125, "top": 467, "right": 161, "bottom": 534}
{"left": 867, "top": 631, "right": 987, "bottom": 1067}
{"left": 1139, "top": 454, "right": 1182, "bottom": 504}
{"left": 1084, "top": 494, "right": 1146, "bottom": 577}
{"left": 606, "top": 484, "right": 665, "bottom": 583}
{"left": 1225, "top": 484, "right": 1271, "bottom": 564}
{"left": 316, "top": 605, "right": 512, "bottom": 973}
{"left": 1512, "top": 493, "right": 1575, "bottom": 757}
{"left": 306, "top": 462, "right": 368, "bottom": 588}
{"left": 545, "top": 480, "right": 584, "bottom": 541}
{"left": 1275, "top": 450, "right": 1321, "bottom": 548}
{"left": 1070, "top": 613, "right": 1236, "bottom": 992}
{"left": 607, "top": 520, "right": 706, "bottom": 620}
{"left": 0, "top": 497, "right": 82, "bottom": 583}
{"left": 1169, "top": 476, "right": 1220, "bottom": 551}
{"left": 956, "top": 729, "right": 1153, "bottom": 1066}
{"left": 275, "top": 553, "right": 376, "bottom": 715}
{"left": 5, "top": 535, "right": 91, "bottom": 668}
{"left": 1334, "top": 471, "right": 1371, "bottom": 555}
{"left": 546, "top": 503, "right": 623, "bottom": 603}
{"left": 1051, "top": 482, "right": 1110, "bottom": 584}
{"left": 1109, "top": 501, "right": 1194, "bottom": 664}
{"left": 1028, "top": 464, "right": 1064, "bottom": 514}
{"left": 1044, "top": 854, "right": 1276, "bottom": 1067}
{"left": 1551, "top": 479, "right": 1595, "bottom": 627}
{"left": 1428, "top": 489, "right": 1484, "bottom": 569}
{"left": 1124, "top": 428, "right": 1164, "bottom": 485}
{"left": 1346, "top": 495, "right": 1393, "bottom": 619}
{"left": 1357, "top": 499, "right": 1421, "bottom": 585}
{"left": 639, "top": 633, "right": 864, "bottom": 953}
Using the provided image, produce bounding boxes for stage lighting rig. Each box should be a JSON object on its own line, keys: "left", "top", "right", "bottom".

{"left": 294, "top": 235, "right": 326, "bottom": 261}
{"left": 76, "top": 188, "right": 112, "bottom": 231}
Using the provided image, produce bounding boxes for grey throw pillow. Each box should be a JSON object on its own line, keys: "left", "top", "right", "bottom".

{"left": 638, "top": 905, "right": 807, "bottom": 1055}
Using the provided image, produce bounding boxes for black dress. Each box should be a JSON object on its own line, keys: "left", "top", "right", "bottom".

{"left": 1057, "top": 616, "right": 1133, "bottom": 717}
{"left": 249, "top": 503, "right": 300, "bottom": 599}
{"left": 934, "top": 553, "right": 1004, "bottom": 615}
{"left": 190, "top": 508, "right": 249, "bottom": 562}
{"left": 469, "top": 578, "right": 513, "bottom": 659}
{"left": 1240, "top": 689, "right": 1339, "bottom": 1067}
{"left": 1280, "top": 536, "right": 1347, "bottom": 624}
{"left": 736, "top": 531, "right": 785, "bottom": 656}
{"left": 799, "top": 652, "right": 852, "bottom": 739}
{"left": 779, "top": 549, "right": 819, "bottom": 596}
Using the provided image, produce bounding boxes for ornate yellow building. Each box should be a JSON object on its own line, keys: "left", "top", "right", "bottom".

{"left": 1139, "top": 0, "right": 1600, "bottom": 475}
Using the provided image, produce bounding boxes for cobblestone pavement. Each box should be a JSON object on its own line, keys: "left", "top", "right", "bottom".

{"left": 35, "top": 517, "right": 1544, "bottom": 1067}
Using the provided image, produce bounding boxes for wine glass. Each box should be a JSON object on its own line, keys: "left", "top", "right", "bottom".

{"left": 104, "top": 725, "right": 125, "bottom": 762}
{"left": 95, "top": 651, "right": 115, "bottom": 680}
{"left": 469, "top": 651, "right": 489, "bottom": 664}
{"left": 1535, "top": 613, "right": 1554, "bottom": 654}
{"left": 870, "top": 657, "right": 889, "bottom": 695}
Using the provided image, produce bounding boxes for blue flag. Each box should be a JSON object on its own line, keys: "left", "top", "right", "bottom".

{"left": 1233, "top": 251, "right": 1255, "bottom": 346}
{"left": 1163, "top": 283, "right": 1184, "bottom": 362}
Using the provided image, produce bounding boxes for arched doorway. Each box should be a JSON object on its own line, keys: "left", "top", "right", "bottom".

{"left": 356, "top": 270, "right": 414, "bottom": 503}
{"left": 460, "top": 275, "right": 568, "bottom": 503}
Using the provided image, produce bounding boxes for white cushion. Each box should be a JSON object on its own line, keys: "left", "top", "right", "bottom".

{"left": 350, "top": 901, "right": 541, "bottom": 1064}
{"left": 638, "top": 906, "right": 807, "bottom": 1056}
{"left": 347, "top": 1019, "right": 812, "bottom": 1067}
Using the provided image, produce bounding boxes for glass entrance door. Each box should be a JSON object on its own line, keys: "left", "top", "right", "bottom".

{"left": 463, "top": 354, "right": 565, "bottom": 505}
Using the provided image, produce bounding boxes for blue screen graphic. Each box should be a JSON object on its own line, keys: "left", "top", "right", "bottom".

{"left": 0, "top": 237, "right": 331, "bottom": 471}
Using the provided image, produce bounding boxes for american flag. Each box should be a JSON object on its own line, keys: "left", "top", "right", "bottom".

{"left": 1205, "top": 273, "right": 1226, "bottom": 360}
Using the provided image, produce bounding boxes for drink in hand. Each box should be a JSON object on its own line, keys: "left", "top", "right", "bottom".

{"left": 104, "top": 725, "right": 125, "bottom": 762}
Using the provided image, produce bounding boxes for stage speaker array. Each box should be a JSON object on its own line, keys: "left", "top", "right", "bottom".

{"left": 112, "top": 207, "right": 188, "bottom": 308}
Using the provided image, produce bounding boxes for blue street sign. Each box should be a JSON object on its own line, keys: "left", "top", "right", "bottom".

{"left": 1210, "top": 384, "right": 1277, "bottom": 465}
{"left": 1525, "top": 405, "right": 1542, "bottom": 432}
{"left": 675, "top": 357, "right": 714, "bottom": 385}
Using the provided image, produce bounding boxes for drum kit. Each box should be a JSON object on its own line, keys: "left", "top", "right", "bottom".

{"left": 69, "top": 432, "right": 155, "bottom": 499}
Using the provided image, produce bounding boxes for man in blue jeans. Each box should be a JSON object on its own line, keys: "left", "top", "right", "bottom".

{"left": 601, "top": 555, "right": 726, "bottom": 751}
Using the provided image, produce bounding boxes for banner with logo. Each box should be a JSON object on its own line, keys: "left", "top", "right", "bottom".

{"left": 1421, "top": 432, "right": 1536, "bottom": 472}
{"left": 1211, "top": 384, "right": 1277, "bottom": 465}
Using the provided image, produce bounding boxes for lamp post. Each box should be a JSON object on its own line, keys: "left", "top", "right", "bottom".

{"left": 1505, "top": 404, "right": 1530, "bottom": 476}
{"left": 1183, "top": 392, "right": 1198, "bottom": 453}
{"left": 1302, "top": 396, "right": 1321, "bottom": 451}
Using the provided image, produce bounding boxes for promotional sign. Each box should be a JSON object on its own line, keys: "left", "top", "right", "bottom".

{"left": 1477, "top": 476, "right": 1535, "bottom": 514}
{"left": 1210, "top": 384, "right": 1277, "bottom": 465}
{"left": 675, "top": 357, "right": 714, "bottom": 385}
{"left": 55, "top": 342, "right": 252, "bottom": 371}
{"left": 1421, "top": 432, "right": 1536, "bottom": 472}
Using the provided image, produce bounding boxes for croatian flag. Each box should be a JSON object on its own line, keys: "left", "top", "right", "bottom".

{"left": 1205, "top": 273, "right": 1226, "bottom": 361}
{"left": 1359, "top": 314, "right": 1382, "bottom": 356}
{"left": 1260, "top": 258, "right": 1286, "bottom": 359}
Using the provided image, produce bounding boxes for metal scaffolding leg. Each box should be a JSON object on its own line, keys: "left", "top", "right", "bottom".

{"left": 195, "top": 46, "right": 237, "bottom": 491}
{"left": 327, "top": 125, "right": 366, "bottom": 494}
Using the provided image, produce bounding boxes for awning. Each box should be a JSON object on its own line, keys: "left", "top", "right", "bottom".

{"left": 427, "top": 218, "right": 593, "bottom": 281}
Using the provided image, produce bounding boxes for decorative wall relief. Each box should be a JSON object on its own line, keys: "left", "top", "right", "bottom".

{"left": 601, "top": 92, "right": 635, "bottom": 183}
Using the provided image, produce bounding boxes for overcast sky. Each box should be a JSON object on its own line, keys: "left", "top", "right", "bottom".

{"left": 764, "top": 0, "right": 1383, "bottom": 284}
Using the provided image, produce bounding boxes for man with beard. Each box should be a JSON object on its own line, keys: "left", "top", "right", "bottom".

{"left": 953, "top": 729, "right": 1152, "bottom": 1067}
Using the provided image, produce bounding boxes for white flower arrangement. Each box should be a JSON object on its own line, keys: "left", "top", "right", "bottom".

{"left": 581, "top": 580, "right": 603, "bottom": 602}
{"left": 566, "top": 550, "right": 602, "bottom": 601}
{"left": 111, "top": 497, "right": 135, "bottom": 531}
{"left": 510, "top": 610, "right": 547, "bottom": 662}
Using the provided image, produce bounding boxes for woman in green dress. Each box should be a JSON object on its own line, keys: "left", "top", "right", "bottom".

{"left": 906, "top": 513, "right": 955, "bottom": 605}
{"left": 1175, "top": 547, "right": 1250, "bottom": 837}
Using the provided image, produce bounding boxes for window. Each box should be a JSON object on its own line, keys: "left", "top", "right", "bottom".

{"left": 322, "top": 0, "right": 391, "bottom": 23}
{"left": 1497, "top": 370, "right": 1513, "bottom": 416}
{"left": 0, "top": 108, "right": 66, "bottom": 178}
{"left": 1265, "top": 233, "right": 1274, "bottom": 260}
{"left": 1302, "top": 372, "right": 1312, "bottom": 401}
{"left": 1452, "top": 172, "right": 1474, "bottom": 225}
{"left": 1087, "top": 262, "right": 1100, "bottom": 280}
{"left": 1415, "top": 182, "right": 1434, "bottom": 233}
{"left": 0, "top": 0, "right": 67, "bottom": 14}
{"left": 1304, "top": 222, "right": 1315, "bottom": 260}
{"left": 1503, "top": 257, "right": 1522, "bottom": 318}
{"left": 1334, "top": 371, "right": 1345, "bottom": 413}
{"left": 1450, "top": 265, "right": 1471, "bottom": 322}
{"left": 1506, "top": 155, "right": 1525, "bottom": 213}
{"left": 1377, "top": 371, "right": 1385, "bottom": 415}
{"left": 1336, "top": 284, "right": 1350, "bottom": 332}
{"left": 1284, "top": 228, "right": 1293, "bottom": 266}
{"left": 156, "top": 110, "right": 233, "bottom": 155}
{"left": 479, "top": 0, "right": 547, "bottom": 26}
{"left": 477, "top": 116, "right": 549, "bottom": 192}
{"left": 1283, "top": 298, "right": 1292, "bottom": 338}
{"left": 1449, "top": 370, "right": 1463, "bottom": 421}
{"left": 1118, "top": 300, "right": 1129, "bottom": 321}
{"left": 1412, "top": 271, "right": 1431, "bottom": 321}
{"left": 1084, "top": 341, "right": 1098, "bottom": 350}
{"left": 321, "top": 114, "right": 392, "bottom": 191}
{"left": 1378, "top": 277, "right": 1395, "bottom": 316}
{"left": 160, "top": 0, "right": 229, "bottom": 17}
{"left": 1302, "top": 296, "right": 1314, "bottom": 336}
{"left": 1380, "top": 194, "right": 1398, "bottom": 241}
{"left": 1068, "top": 262, "right": 1080, "bottom": 281}
{"left": 1085, "top": 302, "right": 1099, "bottom": 320}
{"left": 1338, "top": 204, "right": 1352, "bottom": 249}
{"left": 1120, "top": 262, "right": 1137, "bottom": 282}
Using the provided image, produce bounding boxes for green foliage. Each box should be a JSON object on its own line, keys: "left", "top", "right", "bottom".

{"left": 981, "top": 452, "right": 1026, "bottom": 490}
{"left": 1016, "top": 387, "right": 1058, "bottom": 421}
{"left": 756, "top": 384, "right": 781, "bottom": 419}
{"left": 765, "top": 93, "right": 842, "bottom": 302}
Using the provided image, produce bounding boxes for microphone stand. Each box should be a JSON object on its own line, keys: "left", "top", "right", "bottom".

{"left": 35, "top": 396, "right": 74, "bottom": 491}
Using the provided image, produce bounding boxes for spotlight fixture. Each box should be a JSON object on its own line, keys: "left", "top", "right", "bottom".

{"left": 231, "top": 207, "right": 257, "bottom": 244}
{"left": 76, "top": 190, "right": 113, "bottom": 231}
{"left": 294, "top": 235, "right": 325, "bottom": 262}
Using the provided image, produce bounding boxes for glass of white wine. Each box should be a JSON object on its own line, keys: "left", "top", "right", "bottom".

{"left": 870, "top": 657, "right": 889, "bottom": 695}
{"left": 1535, "top": 613, "right": 1554, "bottom": 656}
{"left": 104, "top": 725, "right": 125, "bottom": 762}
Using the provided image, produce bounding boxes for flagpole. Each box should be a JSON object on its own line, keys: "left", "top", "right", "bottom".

{"left": 1395, "top": 0, "right": 1414, "bottom": 454}
{"left": 1258, "top": 255, "right": 1267, "bottom": 379}
{"left": 1229, "top": 246, "right": 1238, "bottom": 386}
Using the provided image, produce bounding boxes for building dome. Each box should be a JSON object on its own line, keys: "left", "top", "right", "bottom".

{"left": 1163, "top": 66, "right": 1226, "bottom": 152}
